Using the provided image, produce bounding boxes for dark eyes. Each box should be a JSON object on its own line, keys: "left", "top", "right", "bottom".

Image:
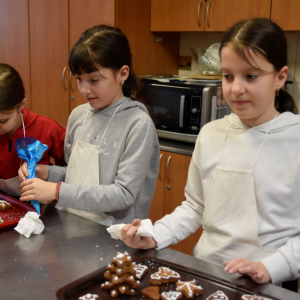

{"left": 0, "top": 120, "right": 8, "bottom": 124}
{"left": 222, "top": 74, "right": 257, "bottom": 80}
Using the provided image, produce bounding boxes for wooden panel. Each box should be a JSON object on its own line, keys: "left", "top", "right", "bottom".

{"left": 206, "top": 0, "right": 271, "bottom": 32}
{"left": 151, "top": 0, "right": 205, "bottom": 32}
{"left": 271, "top": 0, "right": 300, "bottom": 31}
{"left": 0, "top": 0, "right": 31, "bottom": 109}
{"left": 148, "top": 152, "right": 165, "bottom": 223}
{"left": 115, "top": 0, "right": 180, "bottom": 76}
{"left": 29, "top": 0, "right": 69, "bottom": 127}
{"left": 164, "top": 152, "right": 191, "bottom": 213}
{"left": 69, "top": 0, "right": 115, "bottom": 113}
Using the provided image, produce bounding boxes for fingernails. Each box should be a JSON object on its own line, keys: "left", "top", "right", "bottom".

{"left": 224, "top": 266, "right": 229, "bottom": 272}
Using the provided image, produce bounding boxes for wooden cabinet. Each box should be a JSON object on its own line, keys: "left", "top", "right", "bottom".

{"left": 0, "top": 0, "right": 179, "bottom": 126}
{"left": 271, "top": 0, "right": 300, "bottom": 31}
{"left": 151, "top": 0, "right": 271, "bottom": 32}
{"left": 70, "top": 0, "right": 180, "bottom": 111}
{"left": 0, "top": 0, "right": 31, "bottom": 109}
{"left": 148, "top": 151, "right": 203, "bottom": 255}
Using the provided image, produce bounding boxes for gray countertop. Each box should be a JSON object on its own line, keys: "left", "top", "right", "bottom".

{"left": 1, "top": 202, "right": 299, "bottom": 300}
{"left": 159, "top": 138, "right": 195, "bottom": 156}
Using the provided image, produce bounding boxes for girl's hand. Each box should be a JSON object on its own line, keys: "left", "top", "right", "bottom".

{"left": 20, "top": 178, "right": 56, "bottom": 204}
{"left": 121, "top": 219, "right": 157, "bottom": 249}
{"left": 223, "top": 258, "right": 271, "bottom": 284}
{"left": 18, "top": 163, "right": 49, "bottom": 182}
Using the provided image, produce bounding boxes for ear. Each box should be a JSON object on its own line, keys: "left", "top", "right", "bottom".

{"left": 19, "top": 98, "right": 28, "bottom": 111}
{"left": 119, "top": 65, "right": 129, "bottom": 83}
{"left": 276, "top": 66, "right": 288, "bottom": 90}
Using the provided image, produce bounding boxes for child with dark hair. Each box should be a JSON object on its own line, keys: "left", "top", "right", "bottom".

{"left": 121, "top": 18, "right": 300, "bottom": 289}
{"left": 19, "top": 25, "right": 160, "bottom": 226}
{"left": 0, "top": 63, "right": 65, "bottom": 197}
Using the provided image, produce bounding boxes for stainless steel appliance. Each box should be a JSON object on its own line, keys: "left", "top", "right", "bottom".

{"left": 140, "top": 78, "right": 226, "bottom": 143}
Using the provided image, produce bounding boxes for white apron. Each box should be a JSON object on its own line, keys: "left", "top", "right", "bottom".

{"left": 0, "top": 113, "right": 25, "bottom": 197}
{"left": 194, "top": 115, "right": 277, "bottom": 265}
{"left": 56, "top": 101, "right": 127, "bottom": 226}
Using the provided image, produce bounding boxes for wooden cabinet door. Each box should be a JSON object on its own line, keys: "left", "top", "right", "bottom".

{"left": 148, "top": 152, "right": 166, "bottom": 223}
{"left": 69, "top": 0, "right": 115, "bottom": 113}
{"left": 271, "top": 0, "right": 300, "bottom": 31}
{"left": 205, "top": 0, "right": 271, "bottom": 32}
{"left": 164, "top": 152, "right": 202, "bottom": 255}
{"left": 116, "top": 0, "right": 180, "bottom": 76}
{"left": 151, "top": 0, "right": 205, "bottom": 32}
{"left": 29, "top": 0, "right": 69, "bottom": 127}
{"left": 0, "top": 0, "right": 31, "bottom": 109}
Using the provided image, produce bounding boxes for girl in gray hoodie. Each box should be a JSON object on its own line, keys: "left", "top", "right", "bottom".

{"left": 19, "top": 25, "right": 160, "bottom": 226}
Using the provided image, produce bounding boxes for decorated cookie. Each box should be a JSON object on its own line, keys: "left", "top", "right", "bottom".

{"left": 0, "top": 200, "right": 13, "bottom": 211}
{"left": 115, "top": 264, "right": 135, "bottom": 275}
{"left": 78, "top": 293, "right": 99, "bottom": 300}
{"left": 100, "top": 281, "right": 115, "bottom": 290}
{"left": 207, "top": 290, "right": 228, "bottom": 300}
{"left": 104, "top": 270, "right": 113, "bottom": 280}
{"left": 134, "top": 263, "right": 148, "bottom": 279}
{"left": 150, "top": 266, "right": 181, "bottom": 285}
{"left": 241, "top": 295, "right": 273, "bottom": 300}
{"left": 161, "top": 291, "right": 183, "bottom": 300}
{"left": 112, "top": 273, "right": 136, "bottom": 285}
{"left": 112, "top": 252, "right": 132, "bottom": 268}
{"left": 141, "top": 286, "right": 161, "bottom": 300}
{"left": 176, "top": 280, "right": 204, "bottom": 299}
{"left": 110, "top": 289, "right": 119, "bottom": 298}
{"left": 106, "top": 263, "right": 116, "bottom": 273}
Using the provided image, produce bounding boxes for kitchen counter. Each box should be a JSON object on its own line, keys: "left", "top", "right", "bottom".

{"left": 159, "top": 138, "right": 195, "bottom": 156}
{"left": 1, "top": 202, "right": 299, "bottom": 300}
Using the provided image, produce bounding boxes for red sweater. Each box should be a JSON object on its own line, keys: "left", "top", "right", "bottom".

{"left": 0, "top": 108, "right": 66, "bottom": 180}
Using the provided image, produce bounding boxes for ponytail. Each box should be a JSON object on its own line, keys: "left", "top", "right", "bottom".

{"left": 123, "top": 68, "right": 138, "bottom": 98}
{"left": 275, "top": 89, "right": 298, "bottom": 114}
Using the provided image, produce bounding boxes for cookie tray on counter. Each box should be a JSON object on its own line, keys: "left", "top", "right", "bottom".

{"left": 0, "top": 192, "right": 36, "bottom": 230}
{"left": 56, "top": 256, "right": 278, "bottom": 300}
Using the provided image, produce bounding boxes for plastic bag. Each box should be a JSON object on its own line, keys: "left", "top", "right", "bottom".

{"left": 196, "top": 43, "right": 222, "bottom": 75}
{"left": 15, "top": 137, "right": 48, "bottom": 215}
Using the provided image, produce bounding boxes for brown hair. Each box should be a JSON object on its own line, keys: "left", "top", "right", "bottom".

{"left": 0, "top": 63, "right": 25, "bottom": 112}
{"left": 220, "top": 18, "right": 298, "bottom": 114}
{"left": 68, "top": 24, "right": 137, "bottom": 98}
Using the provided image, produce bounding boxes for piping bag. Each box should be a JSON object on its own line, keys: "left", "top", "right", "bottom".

{"left": 15, "top": 137, "right": 48, "bottom": 215}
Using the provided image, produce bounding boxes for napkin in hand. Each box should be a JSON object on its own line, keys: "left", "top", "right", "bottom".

{"left": 14, "top": 212, "right": 44, "bottom": 238}
{"left": 107, "top": 219, "right": 156, "bottom": 240}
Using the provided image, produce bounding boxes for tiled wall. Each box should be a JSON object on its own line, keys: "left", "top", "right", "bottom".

{"left": 179, "top": 32, "right": 300, "bottom": 111}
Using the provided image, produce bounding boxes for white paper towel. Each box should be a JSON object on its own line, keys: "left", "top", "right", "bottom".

{"left": 14, "top": 212, "right": 44, "bottom": 238}
{"left": 107, "top": 219, "right": 156, "bottom": 240}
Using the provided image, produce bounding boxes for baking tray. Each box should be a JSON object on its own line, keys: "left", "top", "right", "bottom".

{"left": 0, "top": 192, "right": 36, "bottom": 229}
{"left": 56, "top": 256, "right": 278, "bottom": 300}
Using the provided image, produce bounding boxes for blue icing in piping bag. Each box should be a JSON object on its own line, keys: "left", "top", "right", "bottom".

{"left": 15, "top": 137, "right": 48, "bottom": 215}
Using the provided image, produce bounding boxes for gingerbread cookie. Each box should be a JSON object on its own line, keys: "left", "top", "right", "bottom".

{"left": 100, "top": 252, "right": 141, "bottom": 298}
{"left": 161, "top": 291, "right": 183, "bottom": 300}
{"left": 176, "top": 280, "right": 204, "bottom": 298}
{"left": 150, "top": 266, "right": 181, "bottom": 285}
{"left": 133, "top": 263, "right": 148, "bottom": 279}
{"left": 241, "top": 295, "right": 272, "bottom": 300}
{"left": 207, "top": 290, "right": 228, "bottom": 300}
{"left": 0, "top": 200, "right": 13, "bottom": 211}
{"left": 78, "top": 293, "right": 99, "bottom": 300}
{"left": 141, "top": 286, "right": 160, "bottom": 300}
{"left": 112, "top": 252, "right": 132, "bottom": 268}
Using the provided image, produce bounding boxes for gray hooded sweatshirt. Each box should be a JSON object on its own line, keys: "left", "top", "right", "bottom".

{"left": 48, "top": 97, "right": 160, "bottom": 224}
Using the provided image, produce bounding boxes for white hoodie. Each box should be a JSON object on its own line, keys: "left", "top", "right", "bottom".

{"left": 154, "top": 112, "right": 300, "bottom": 284}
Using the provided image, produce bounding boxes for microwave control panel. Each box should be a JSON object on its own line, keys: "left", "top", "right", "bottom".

{"left": 189, "top": 95, "right": 202, "bottom": 131}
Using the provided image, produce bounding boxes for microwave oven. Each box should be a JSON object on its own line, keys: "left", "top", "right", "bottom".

{"left": 139, "top": 79, "right": 229, "bottom": 143}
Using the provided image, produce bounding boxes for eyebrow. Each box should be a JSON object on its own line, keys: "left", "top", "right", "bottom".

{"left": 221, "top": 67, "right": 258, "bottom": 73}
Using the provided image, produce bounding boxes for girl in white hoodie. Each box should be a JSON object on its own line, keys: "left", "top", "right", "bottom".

{"left": 121, "top": 18, "right": 300, "bottom": 290}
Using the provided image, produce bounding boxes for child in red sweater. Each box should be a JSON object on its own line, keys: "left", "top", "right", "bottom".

{"left": 0, "top": 63, "right": 65, "bottom": 197}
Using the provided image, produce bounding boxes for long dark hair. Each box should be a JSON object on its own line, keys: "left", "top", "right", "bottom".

{"left": 220, "top": 18, "right": 298, "bottom": 114}
{"left": 0, "top": 63, "right": 25, "bottom": 112}
{"left": 68, "top": 24, "right": 137, "bottom": 98}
